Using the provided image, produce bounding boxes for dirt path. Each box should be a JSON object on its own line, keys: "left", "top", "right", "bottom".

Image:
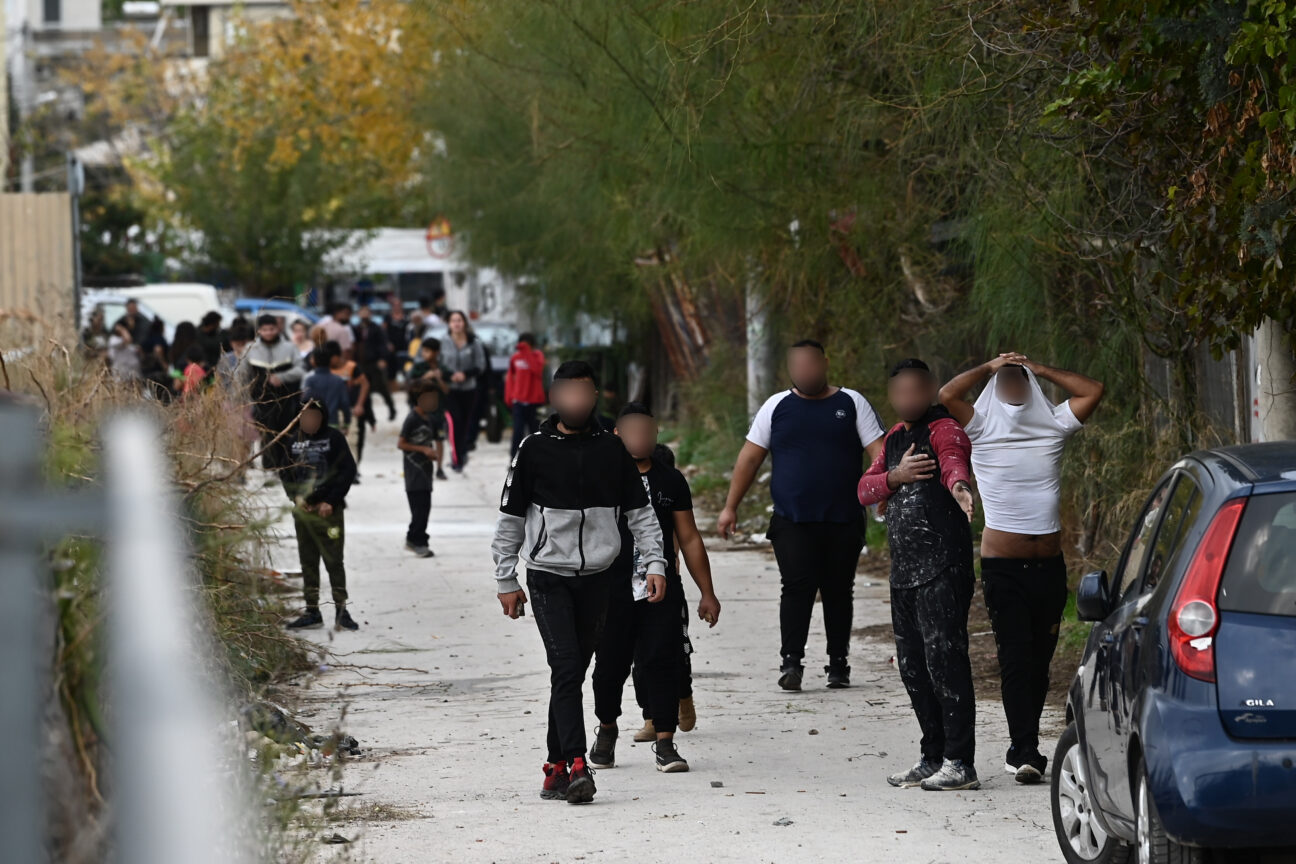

{"left": 271, "top": 419, "right": 1062, "bottom": 863}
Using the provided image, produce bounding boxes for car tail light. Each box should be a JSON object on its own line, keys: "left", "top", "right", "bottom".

{"left": 1168, "top": 498, "right": 1246, "bottom": 682}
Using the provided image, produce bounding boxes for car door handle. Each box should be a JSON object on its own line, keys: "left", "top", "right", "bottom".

{"left": 1132, "top": 616, "right": 1149, "bottom": 629}
{"left": 1101, "top": 633, "right": 1115, "bottom": 645}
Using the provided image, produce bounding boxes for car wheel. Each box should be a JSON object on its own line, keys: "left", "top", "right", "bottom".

{"left": 1053, "top": 721, "right": 1131, "bottom": 864}
{"left": 1134, "top": 761, "right": 1204, "bottom": 864}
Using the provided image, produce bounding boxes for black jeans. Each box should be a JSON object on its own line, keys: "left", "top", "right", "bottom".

{"left": 982, "top": 555, "right": 1069, "bottom": 755}
{"left": 891, "top": 565, "right": 976, "bottom": 764}
{"left": 593, "top": 573, "right": 685, "bottom": 734}
{"left": 510, "top": 402, "right": 540, "bottom": 456}
{"left": 768, "top": 513, "right": 864, "bottom": 663}
{"left": 527, "top": 568, "right": 612, "bottom": 763}
{"left": 632, "top": 590, "right": 693, "bottom": 716}
{"left": 293, "top": 508, "right": 347, "bottom": 609}
{"left": 406, "top": 489, "right": 431, "bottom": 547}
{"left": 445, "top": 389, "right": 478, "bottom": 468}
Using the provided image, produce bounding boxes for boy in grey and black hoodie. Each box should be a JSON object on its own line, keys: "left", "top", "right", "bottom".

{"left": 491, "top": 361, "right": 666, "bottom": 805}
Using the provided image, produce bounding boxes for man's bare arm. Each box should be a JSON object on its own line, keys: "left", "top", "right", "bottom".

{"left": 717, "top": 441, "right": 768, "bottom": 539}
{"left": 939, "top": 355, "right": 1012, "bottom": 426}
{"left": 1005, "top": 353, "right": 1105, "bottom": 423}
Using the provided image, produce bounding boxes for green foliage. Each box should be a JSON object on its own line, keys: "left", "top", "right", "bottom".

{"left": 160, "top": 104, "right": 359, "bottom": 295}
{"left": 1058, "top": 0, "right": 1296, "bottom": 351}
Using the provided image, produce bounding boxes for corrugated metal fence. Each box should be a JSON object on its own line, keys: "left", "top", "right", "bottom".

{"left": 0, "top": 193, "right": 73, "bottom": 319}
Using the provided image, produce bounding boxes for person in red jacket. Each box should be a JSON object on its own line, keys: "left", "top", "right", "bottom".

{"left": 505, "top": 333, "right": 547, "bottom": 455}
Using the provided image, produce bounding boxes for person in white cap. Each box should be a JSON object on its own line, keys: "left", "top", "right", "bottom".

{"left": 939, "top": 352, "right": 1103, "bottom": 784}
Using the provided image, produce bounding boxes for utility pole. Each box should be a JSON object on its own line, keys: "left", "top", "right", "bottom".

{"left": 745, "top": 262, "right": 774, "bottom": 418}
{"left": 68, "top": 152, "right": 84, "bottom": 329}
{"left": 1, "top": 0, "right": 8, "bottom": 184}
{"left": 1254, "top": 318, "right": 1296, "bottom": 441}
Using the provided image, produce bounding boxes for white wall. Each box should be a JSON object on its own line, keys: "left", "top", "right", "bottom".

{"left": 25, "top": 0, "right": 100, "bottom": 30}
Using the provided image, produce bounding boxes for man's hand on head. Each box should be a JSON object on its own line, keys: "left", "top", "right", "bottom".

{"left": 1000, "top": 352, "right": 1041, "bottom": 375}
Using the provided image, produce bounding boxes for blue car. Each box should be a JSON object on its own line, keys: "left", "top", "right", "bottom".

{"left": 232, "top": 297, "right": 320, "bottom": 325}
{"left": 1051, "top": 443, "right": 1296, "bottom": 864}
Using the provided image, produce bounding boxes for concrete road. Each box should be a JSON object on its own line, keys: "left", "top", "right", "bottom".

{"left": 273, "top": 419, "right": 1062, "bottom": 863}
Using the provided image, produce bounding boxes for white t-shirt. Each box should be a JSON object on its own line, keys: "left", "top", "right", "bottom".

{"left": 964, "top": 369, "right": 1083, "bottom": 534}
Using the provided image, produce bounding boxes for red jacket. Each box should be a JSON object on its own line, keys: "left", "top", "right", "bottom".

{"left": 504, "top": 343, "right": 546, "bottom": 406}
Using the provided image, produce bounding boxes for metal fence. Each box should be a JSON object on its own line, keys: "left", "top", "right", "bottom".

{"left": 0, "top": 404, "right": 244, "bottom": 864}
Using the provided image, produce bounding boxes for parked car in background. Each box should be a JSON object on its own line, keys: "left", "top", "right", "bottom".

{"left": 365, "top": 299, "right": 420, "bottom": 319}
{"left": 1052, "top": 443, "right": 1296, "bottom": 864}
{"left": 81, "top": 290, "right": 172, "bottom": 340}
{"left": 94, "top": 284, "right": 223, "bottom": 328}
{"left": 229, "top": 298, "right": 320, "bottom": 330}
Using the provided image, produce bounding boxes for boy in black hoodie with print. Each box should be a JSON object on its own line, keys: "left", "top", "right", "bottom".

{"left": 284, "top": 399, "right": 359, "bottom": 631}
{"left": 491, "top": 361, "right": 667, "bottom": 805}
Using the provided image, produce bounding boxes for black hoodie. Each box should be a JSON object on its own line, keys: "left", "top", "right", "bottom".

{"left": 490, "top": 413, "right": 667, "bottom": 594}
{"left": 283, "top": 400, "right": 357, "bottom": 509}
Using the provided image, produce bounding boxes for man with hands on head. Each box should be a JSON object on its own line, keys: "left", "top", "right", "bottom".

{"left": 490, "top": 360, "right": 667, "bottom": 806}
{"left": 939, "top": 351, "right": 1103, "bottom": 784}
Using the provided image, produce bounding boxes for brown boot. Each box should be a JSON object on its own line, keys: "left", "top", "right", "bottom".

{"left": 632, "top": 719, "right": 656, "bottom": 742}
{"left": 678, "top": 697, "right": 696, "bottom": 732}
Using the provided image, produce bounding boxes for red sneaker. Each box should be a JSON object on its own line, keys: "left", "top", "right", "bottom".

{"left": 540, "top": 761, "right": 569, "bottom": 800}
{"left": 566, "top": 757, "right": 597, "bottom": 804}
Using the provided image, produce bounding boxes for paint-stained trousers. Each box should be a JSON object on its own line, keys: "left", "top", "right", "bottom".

{"left": 891, "top": 565, "right": 976, "bottom": 765}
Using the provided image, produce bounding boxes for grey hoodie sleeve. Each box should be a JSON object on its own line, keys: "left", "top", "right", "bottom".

{"left": 620, "top": 455, "right": 666, "bottom": 576}
{"left": 491, "top": 513, "right": 526, "bottom": 594}
{"left": 491, "top": 439, "right": 533, "bottom": 594}
{"left": 277, "top": 343, "right": 305, "bottom": 386}
{"left": 625, "top": 504, "right": 667, "bottom": 577}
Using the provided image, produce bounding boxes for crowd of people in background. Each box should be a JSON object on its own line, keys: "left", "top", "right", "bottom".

{"left": 80, "top": 299, "right": 1107, "bottom": 809}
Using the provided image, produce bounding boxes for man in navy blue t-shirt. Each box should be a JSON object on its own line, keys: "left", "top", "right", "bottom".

{"left": 719, "top": 339, "right": 885, "bottom": 690}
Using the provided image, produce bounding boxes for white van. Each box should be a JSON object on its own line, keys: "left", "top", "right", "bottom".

{"left": 97, "top": 284, "right": 225, "bottom": 327}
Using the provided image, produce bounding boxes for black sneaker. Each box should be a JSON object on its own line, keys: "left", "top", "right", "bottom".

{"left": 1009, "top": 748, "right": 1047, "bottom": 785}
{"left": 778, "top": 658, "right": 804, "bottom": 691}
{"left": 887, "top": 758, "right": 941, "bottom": 788}
{"left": 436, "top": 467, "right": 448, "bottom": 481}
{"left": 286, "top": 608, "right": 323, "bottom": 629}
{"left": 404, "top": 542, "right": 435, "bottom": 558}
{"left": 566, "top": 757, "right": 596, "bottom": 804}
{"left": 335, "top": 608, "right": 359, "bottom": 631}
{"left": 825, "top": 657, "right": 851, "bottom": 689}
{"left": 920, "top": 759, "right": 981, "bottom": 791}
{"left": 589, "top": 725, "right": 617, "bottom": 769}
{"left": 653, "top": 739, "right": 689, "bottom": 773}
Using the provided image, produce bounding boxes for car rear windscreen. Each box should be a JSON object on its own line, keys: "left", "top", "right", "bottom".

{"left": 1219, "top": 492, "right": 1296, "bottom": 617}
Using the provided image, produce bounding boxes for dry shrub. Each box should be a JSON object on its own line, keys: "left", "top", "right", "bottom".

{"left": 2, "top": 310, "right": 318, "bottom": 862}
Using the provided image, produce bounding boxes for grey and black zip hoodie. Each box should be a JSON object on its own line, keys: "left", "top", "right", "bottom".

{"left": 491, "top": 414, "right": 666, "bottom": 594}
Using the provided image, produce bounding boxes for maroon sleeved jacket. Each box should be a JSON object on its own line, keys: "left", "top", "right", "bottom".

{"left": 857, "top": 415, "right": 971, "bottom": 506}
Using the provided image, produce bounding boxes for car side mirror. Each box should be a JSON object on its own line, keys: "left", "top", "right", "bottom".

{"left": 1076, "top": 570, "right": 1112, "bottom": 622}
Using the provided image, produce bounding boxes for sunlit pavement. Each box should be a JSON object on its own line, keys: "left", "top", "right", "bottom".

{"left": 268, "top": 418, "right": 1061, "bottom": 863}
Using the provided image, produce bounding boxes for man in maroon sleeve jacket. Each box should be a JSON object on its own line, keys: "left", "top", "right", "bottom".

{"left": 858, "top": 358, "right": 980, "bottom": 792}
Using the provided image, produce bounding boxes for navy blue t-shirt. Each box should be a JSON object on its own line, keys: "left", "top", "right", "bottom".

{"left": 746, "top": 387, "right": 885, "bottom": 523}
